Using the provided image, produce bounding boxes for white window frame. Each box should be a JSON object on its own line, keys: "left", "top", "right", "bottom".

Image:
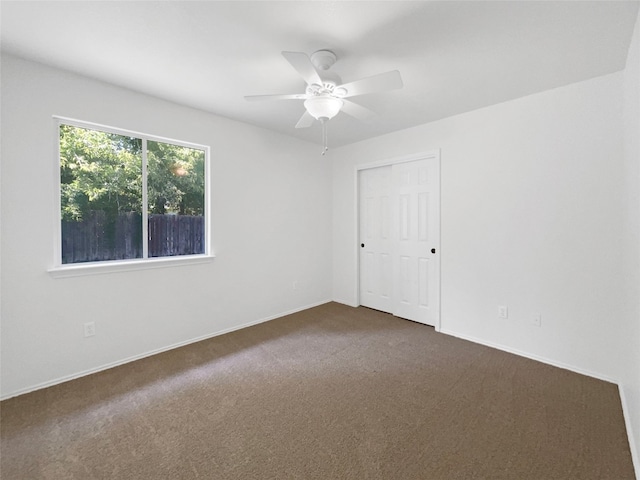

{"left": 49, "top": 116, "right": 214, "bottom": 278}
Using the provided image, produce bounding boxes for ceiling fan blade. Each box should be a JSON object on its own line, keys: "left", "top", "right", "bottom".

{"left": 244, "top": 93, "right": 306, "bottom": 102}
{"left": 338, "top": 70, "right": 403, "bottom": 98}
{"left": 341, "top": 100, "right": 376, "bottom": 121}
{"left": 282, "top": 51, "right": 323, "bottom": 86}
{"left": 295, "top": 110, "right": 315, "bottom": 129}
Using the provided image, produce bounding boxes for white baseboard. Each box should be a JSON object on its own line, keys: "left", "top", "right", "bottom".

{"left": 439, "top": 328, "right": 619, "bottom": 384}
{"left": 0, "top": 299, "right": 332, "bottom": 401}
{"left": 619, "top": 384, "right": 640, "bottom": 479}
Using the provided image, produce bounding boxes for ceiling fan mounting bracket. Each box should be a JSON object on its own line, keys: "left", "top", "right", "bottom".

{"left": 310, "top": 50, "right": 337, "bottom": 71}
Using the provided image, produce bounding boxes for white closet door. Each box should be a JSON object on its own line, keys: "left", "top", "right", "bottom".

{"left": 359, "top": 165, "right": 394, "bottom": 314}
{"left": 359, "top": 157, "right": 440, "bottom": 327}
{"left": 392, "top": 159, "right": 439, "bottom": 325}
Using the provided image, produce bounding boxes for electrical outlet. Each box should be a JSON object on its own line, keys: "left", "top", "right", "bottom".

{"left": 84, "top": 321, "right": 95, "bottom": 337}
{"left": 531, "top": 314, "right": 542, "bottom": 327}
{"left": 498, "top": 306, "right": 508, "bottom": 319}
{"left": 292, "top": 281, "right": 298, "bottom": 291}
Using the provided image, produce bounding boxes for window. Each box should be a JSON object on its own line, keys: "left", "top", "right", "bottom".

{"left": 53, "top": 118, "right": 211, "bottom": 273}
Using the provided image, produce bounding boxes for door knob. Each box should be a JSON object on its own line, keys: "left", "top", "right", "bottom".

{"left": 431, "top": 248, "right": 436, "bottom": 254}
{"left": 361, "top": 243, "right": 365, "bottom": 248}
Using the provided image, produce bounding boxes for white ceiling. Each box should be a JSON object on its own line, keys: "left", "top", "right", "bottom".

{"left": 1, "top": 1, "right": 638, "bottom": 147}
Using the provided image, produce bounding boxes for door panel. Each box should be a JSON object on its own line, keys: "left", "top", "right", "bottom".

{"left": 359, "top": 165, "right": 394, "bottom": 314}
{"left": 393, "top": 159, "right": 436, "bottom": 325}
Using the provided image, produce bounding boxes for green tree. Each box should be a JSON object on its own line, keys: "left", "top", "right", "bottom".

{"left": 59, "top": 125, "right": 205, "bottom": 221}
{"left": 147, "top": 141, "right": 205, "bottom": 216}
{"left": 59, "top": 125, "right": 142, "bottom": 222}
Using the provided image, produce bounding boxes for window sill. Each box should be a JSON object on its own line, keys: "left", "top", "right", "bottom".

{"left": 48, "top": 254, "right": 215, "bottom": 278}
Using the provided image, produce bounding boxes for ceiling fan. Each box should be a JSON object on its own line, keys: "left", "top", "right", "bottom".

{"left": 244, "top": 50, "right": 403, "bottom": 155}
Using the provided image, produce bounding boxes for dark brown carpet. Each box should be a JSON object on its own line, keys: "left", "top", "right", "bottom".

{"left": 1, "top": 302, "right": 635, "bottom": 479}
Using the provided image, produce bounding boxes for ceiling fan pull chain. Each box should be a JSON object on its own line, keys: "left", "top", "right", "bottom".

{"left": 321, "top": 118, "right": 328, "bottom": 156}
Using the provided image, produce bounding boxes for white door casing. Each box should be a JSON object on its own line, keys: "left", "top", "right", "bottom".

{"left": 358, "top": 152, "right": 440, "bottom": 328}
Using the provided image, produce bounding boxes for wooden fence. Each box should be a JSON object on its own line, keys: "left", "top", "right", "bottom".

{"left": 148, "top": 213, "right": 205, "bottom": 258}
{"left": 62, "top": 211, "right": 204, "bottom": 264}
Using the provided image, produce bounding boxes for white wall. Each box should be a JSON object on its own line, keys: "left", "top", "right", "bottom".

{"left": 0, "top": 54, "right": 333, "bottom": 398}
{"left": 622, "top": 8, "right": 640, "bottom": 471}
{"left": 332, "top": 72, "right": 627, "bottom": 382}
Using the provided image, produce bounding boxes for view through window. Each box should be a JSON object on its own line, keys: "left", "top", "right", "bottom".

{"left": 58, "top": 121, "right": 207, "bottom": 265}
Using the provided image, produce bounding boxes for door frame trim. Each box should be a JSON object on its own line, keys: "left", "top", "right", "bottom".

{"left": 354, "top": 149, "right": 441, "bottom": 331}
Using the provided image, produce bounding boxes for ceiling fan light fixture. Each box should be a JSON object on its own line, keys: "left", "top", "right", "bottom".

{"left": 304, "top": 96, "right": 343, "bottom": 120}
{"left": 245, "top": 49, "right": 403, "bottom": 155}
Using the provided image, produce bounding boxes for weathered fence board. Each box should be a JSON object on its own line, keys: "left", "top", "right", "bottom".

{"left": 62, "top": 212, "right": 204, "bottom": 264}
{"left": 148, "top": 214, "right": 205, "bottom": 257}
